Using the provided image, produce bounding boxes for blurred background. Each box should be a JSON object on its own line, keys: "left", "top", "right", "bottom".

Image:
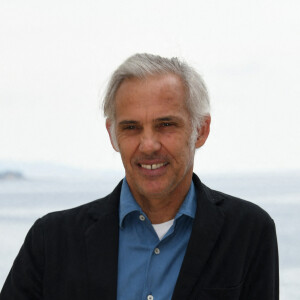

{"left": 0, "top": 0, "right": 299, "bottom": 298}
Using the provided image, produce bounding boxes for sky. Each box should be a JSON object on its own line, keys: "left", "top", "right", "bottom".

{"left": 1, "top": 0, "right": 299, "bottom": 174}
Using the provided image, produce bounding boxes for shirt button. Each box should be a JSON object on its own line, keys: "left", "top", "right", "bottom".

{"left": 154, "top": 248, "right": 160, "bottom": 255}
{"left": 147, "top": 295, "right": 154, "bottom": 300}
{"left": 139, "top": 215, "right": 145, "bottom": 221}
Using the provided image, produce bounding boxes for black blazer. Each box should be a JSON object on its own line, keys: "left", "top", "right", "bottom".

{"left": 0, "top": 174, "right": 279, "bottom": 299}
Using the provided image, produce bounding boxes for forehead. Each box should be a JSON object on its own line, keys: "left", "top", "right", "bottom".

{"left": 114, "top": 74, "right": 188, "bottom": 119}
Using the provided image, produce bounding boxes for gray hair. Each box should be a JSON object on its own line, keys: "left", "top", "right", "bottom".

{"left": 103, "top": 53, "right": 210, "bottom": 148}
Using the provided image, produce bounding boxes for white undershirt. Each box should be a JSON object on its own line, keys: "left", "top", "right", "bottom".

{"left": 152, "top": 219, "right": 175, "bottom": 240}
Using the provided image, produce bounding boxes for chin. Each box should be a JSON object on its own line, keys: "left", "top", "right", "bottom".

{"left": 136, "top": 181, "right": 172, "bottom": 197}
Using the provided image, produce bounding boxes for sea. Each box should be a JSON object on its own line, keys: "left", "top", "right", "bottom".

{"left": 0, "top": 171, "right": 299, "bottom": 299}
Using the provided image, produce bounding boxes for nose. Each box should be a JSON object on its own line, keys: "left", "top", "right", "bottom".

{"left": 139, "top": 129, "right": 161, "bottom": 155}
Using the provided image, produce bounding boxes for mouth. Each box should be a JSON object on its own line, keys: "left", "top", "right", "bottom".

{"left": 139, "top": 162, "right": 168, "bottom": 170}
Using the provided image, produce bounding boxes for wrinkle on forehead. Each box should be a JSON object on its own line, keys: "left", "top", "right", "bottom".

{"left": 115, "top": 74, "right": 189, "bottom": 122}
{"left": 116, "top": 74, "right": 186, "bottom": 102}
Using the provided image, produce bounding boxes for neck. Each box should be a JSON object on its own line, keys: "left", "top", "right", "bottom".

{"left": 129, "top": 174, "right": 193, "bottom": 224}
{"left": 136, "top": 198, "right": 182, "bottom": 224}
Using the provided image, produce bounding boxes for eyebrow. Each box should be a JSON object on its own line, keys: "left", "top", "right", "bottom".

{"left": 118, "top": 115, "right": 183, "bottom": 126}
{"left": 118, "top": 120, "right": 139, "bottom": 126}
{"left": 155, "top": 115, "right": 183, "bottom": 122}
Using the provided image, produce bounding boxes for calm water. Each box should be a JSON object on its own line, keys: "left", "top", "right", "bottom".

{"left": 0, "top": 172, "right": 299, "bottom": 299}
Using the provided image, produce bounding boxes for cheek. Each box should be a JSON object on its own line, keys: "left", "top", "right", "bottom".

{"left": 163, "top": 134, "right": 190, "bottom": 152}
{"left": 118, "top": 138, "right": 138, "bottom": 161}
{"left": 170, "top": 136, "right": 194, "bottom": 164}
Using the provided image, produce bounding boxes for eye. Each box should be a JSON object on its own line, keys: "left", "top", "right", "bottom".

{"left": 124, "top": 125, "right": 136, "bottom": 130}
{"left": 122, "top": 124, "right": 143, "bottom": 131}
{"left": 159, "top": 122, "right": 175, "bottom": 128}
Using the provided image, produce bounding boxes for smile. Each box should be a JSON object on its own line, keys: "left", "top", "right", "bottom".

{"left": 140, "top": 162, "right": 168, "bottom": 170}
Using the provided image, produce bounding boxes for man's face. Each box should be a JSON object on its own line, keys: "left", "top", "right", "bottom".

{"left": 107, "top": 74, "right": 209, "bottom": 201}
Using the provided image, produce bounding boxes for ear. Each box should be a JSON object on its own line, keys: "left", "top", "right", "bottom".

{"left": 195, "top": 115, "right": 211, "bottom": 149}
{"left": 106, "top": 119, "right": 119, "bottom": 152}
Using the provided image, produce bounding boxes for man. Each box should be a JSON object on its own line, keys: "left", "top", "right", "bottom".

{"left": 0, "top": 53, "right": 279, "bottom": 299}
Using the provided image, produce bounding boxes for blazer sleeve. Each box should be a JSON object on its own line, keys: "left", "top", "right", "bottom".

{"left": 240, "top": 218, "right": 279, "bottom": 300}
{"left": 0, "top": 219, "right": 44, "bottom": 300}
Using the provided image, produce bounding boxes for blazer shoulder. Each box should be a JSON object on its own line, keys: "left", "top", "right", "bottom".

{"left": 37, "top": 179, "right": 122, "bottom": 230}
{"left": 203, "top": 184, "right": 275, "bottom": 228}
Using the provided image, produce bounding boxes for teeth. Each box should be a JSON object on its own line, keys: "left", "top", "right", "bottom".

{"left": 141, "top": 163, "right": 166, "bottom": 170}
{"left": 152, "top": 163, "right": 164, "bottom": 170}
{"left": 141, "top": 164, "right": 152, "bottom": 170}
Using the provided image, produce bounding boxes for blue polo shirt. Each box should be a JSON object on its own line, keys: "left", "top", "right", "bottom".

{"left": 117, "top": 178, "right": 197, "bottom": 300}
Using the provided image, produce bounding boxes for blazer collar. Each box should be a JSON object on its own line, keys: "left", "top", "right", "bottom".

{"left": 172, "top": 174, "right": 225, "bottom": 300}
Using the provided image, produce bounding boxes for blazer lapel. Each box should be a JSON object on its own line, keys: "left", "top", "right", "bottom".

{"left": 172, "top": 174, "right": 225, "bottom": 300}
{"left": 84, "top": 181, "right": 122, "bottom": 300}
